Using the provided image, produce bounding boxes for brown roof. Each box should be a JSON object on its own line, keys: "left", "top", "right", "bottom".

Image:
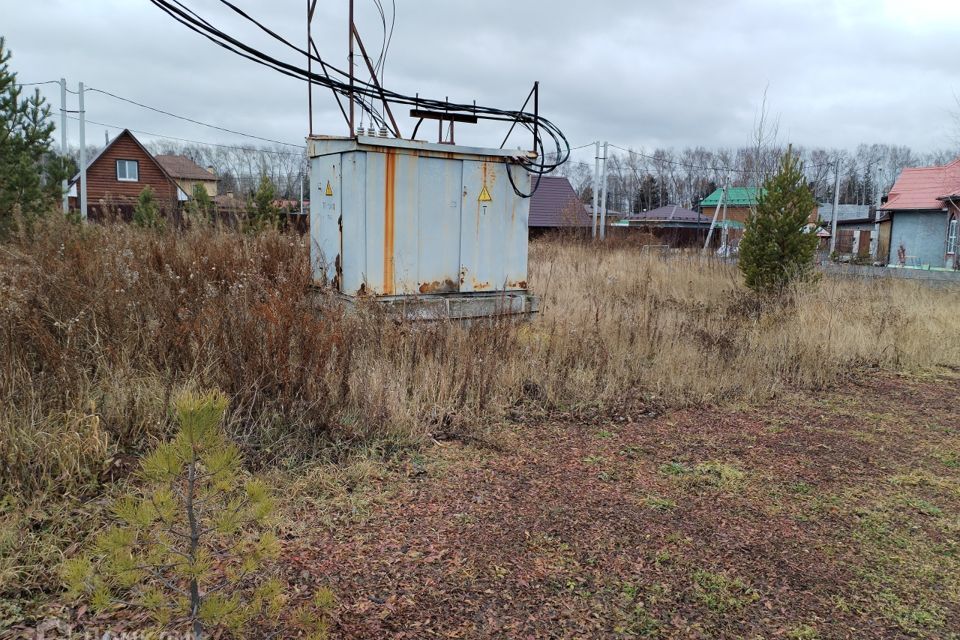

{"left": 155, "top": 155, "right": 217, "bottom": 181}
{"left": 529, "top": 176, "right": 592, "bottom": 228}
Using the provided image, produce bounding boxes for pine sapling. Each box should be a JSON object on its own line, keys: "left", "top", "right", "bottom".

{"left": 246, "top": 173, "right": 279, "bottom": 232}
{"left": 132, "top": 185, "right": 164, "bottom": 230}
{"left": 62, "top": 390, "right": 284, "bottom": 639}
{"left": 184, "top": 182, "right": 215, "bottom": 228}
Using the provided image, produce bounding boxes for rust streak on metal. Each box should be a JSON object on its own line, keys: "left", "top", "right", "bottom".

{"left": 383, "top": 152, "right": 396, "bottom": 295}
{"left": 418, "top": 279, "right": 458, "bottom": 294}
{"left": 472, "top": 279, "right": 491, "bottom": 291}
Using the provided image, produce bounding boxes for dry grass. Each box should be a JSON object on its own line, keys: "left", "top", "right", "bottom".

{"left": 2, "top": 218, "right": 960, "bottom": 605}
{"left": 529, "top": 240, "right": 960, "bottom": 405}
{"left": 2, "top": 220, "right": 959, "bottom": 496}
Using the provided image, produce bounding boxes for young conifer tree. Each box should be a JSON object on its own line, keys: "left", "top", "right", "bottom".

{"left": 0, "top": 37, "right": 67, "bottom": 235}
{"left": 62, "top": 390, "right": 283, "bottom": 639}
{"left": 738, "top": 146, "right": 818, "bottom": 294}
{"left": 132, "top": 185, "right": 164, "bottom": 230}
{"left": 248, "top": 173, "right": 279, "bottom": 232}
{"left": 184, "top": 182, "right": 215, "bottom": 228}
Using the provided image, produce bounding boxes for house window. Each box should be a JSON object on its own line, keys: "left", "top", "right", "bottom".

{"left": 116, "top": 160, "right": 139, "bottom": 182}
{"left": 948, "top": 218, "right": 959, "bottom": 255}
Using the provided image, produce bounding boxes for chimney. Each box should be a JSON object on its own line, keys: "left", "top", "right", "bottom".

{"left": 206, "top": 166, "right": 217, "bottom": 177}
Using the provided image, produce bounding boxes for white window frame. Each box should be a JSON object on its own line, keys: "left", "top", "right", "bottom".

{"left": 116, "top": 159, "right": 139, "bottom": 182}
{"left": 947, "top": 218, "right": 959, "bottom": 255}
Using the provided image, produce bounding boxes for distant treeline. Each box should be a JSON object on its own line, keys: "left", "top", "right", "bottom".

{"left": 556, "top": 143, "right": 960, "bottom": 213}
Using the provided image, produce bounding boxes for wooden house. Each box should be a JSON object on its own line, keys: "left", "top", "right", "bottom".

{"left": 69, "top": 129, "right": 186, "bottom": 219}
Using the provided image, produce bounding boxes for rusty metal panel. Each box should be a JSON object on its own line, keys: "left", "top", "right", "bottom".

{"left": 310, "top": 154, "right": 341, "bottom": 287}
{"left": 310, "top": 136, "right": 531, "bottom": 300}
{"left": 503, "top": 168, "right": 531, "bottom": 290}
{"left": 361, "top": 151, "right": 387, "bottom": 295}
{"left": 459, "top": 160, "right": 530, "bottom": 292}
{"left": 340, "top": 152, "right": 366, "bottom": 295}
{"left": 416, "top": 157, "right": 463, "bottom": 294}
{"left": 392, "top": 152, "right": 421, "bottom": 295}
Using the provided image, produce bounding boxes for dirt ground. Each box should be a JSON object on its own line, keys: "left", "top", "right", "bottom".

{"left": 270, "top": 371, "right": 959, "bottom": 639}
{"left": 22, "top": 371, "right": 960, "bottom": 639}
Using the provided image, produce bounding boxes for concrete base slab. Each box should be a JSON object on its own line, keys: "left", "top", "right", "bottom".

{"left": 310, "top": 289, "right": 540, "bottom": 321}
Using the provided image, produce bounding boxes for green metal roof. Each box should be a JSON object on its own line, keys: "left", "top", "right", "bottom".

{"left": 700, "top": 187, "right": 764, "bottom": 208}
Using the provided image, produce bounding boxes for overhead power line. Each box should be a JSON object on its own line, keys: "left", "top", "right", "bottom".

{"left": 86, "top": 87, "right": 304, "bottom": 148}
{"left": 20, "top": 80, "right": 78, "bottom": 94}
{"left": 147, "top": 0, "right": 570, "bottom": 197}
{"left": 26, "top": 79, "right": 298, "bottom": 149}
{"left": 66, "top": 115, "right": 304, "bottom": 157}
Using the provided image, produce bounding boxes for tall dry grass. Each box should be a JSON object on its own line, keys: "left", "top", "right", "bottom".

{"left": 2, "top": 219, "right": 960, "bottom": 504}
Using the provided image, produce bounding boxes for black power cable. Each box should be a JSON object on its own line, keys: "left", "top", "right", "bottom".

{"left": 147, "top": 0, "right": 569, "bottom": 196}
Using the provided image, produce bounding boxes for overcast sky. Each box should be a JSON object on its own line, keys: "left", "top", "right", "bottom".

{"left": 3, "top": 0, "right": 959, "bottom": 161}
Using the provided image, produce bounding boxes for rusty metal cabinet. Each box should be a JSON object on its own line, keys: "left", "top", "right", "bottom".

{"left": 309, "top": 136, "right": 531, "bottom": 299}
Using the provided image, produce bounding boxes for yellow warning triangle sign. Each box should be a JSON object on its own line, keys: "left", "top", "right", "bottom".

{"left": 325, "top": 181, "right": 334, "bottom": 196}
{"left": 478, "top": 185, "right": 492, "bottom": 202}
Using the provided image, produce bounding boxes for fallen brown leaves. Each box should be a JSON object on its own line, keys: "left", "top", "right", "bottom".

{"left": 268, "top": 371, "right": 960, "bottom": 639}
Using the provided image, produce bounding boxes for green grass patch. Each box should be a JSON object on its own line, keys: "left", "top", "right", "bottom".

{"left": 690, "top": 569, "right": 759, "bottom": 613}
{"left": 644, "top": 496, "right": 676, "bottom": 511}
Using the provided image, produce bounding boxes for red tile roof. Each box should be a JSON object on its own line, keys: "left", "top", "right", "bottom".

{"left": 881, "top": 158, "right": 960, "bottom": 211}
{"left": 155, "top": 155, "right": 217, "bottom": 181}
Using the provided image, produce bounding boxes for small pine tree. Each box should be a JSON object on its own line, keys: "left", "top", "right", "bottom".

{"left": 184, "top": 182, "right": 215, "bottom": 228}
{"left": 132, "top": 185, "right": 164, "bottom": 230}
{"left": 62, "top": 390, "right": 284, "bottom": 639}
{"left": 247, "top": 173, "right": 279, "bottom": 232}
{"left": 738, "top": 146, "right": 818, "bottom": 294}
{"left": 0, "top": 37, "right": 68, "bottom": 235}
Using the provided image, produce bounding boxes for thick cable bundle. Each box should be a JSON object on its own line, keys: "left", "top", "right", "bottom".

{"left": 149, "top": 0, "right": 570, "bottom": 196}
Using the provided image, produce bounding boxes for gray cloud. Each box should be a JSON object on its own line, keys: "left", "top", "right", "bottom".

{"left": 3, "top": 0, "right": 958, "bottom": 155}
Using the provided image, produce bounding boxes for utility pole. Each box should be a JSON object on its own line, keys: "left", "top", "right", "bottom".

{"left": 829, "top": 157, "right": 840, "bottom": 256}
{"left": 79, "top": 82, "right": 87, "bottom": 221}
{"left": 872, "top": 171, "right": 882, "bottom": 260}
{"left": 720, "top": 191, "right": 729, "bottom": 257}
{"left": 704, "top": 180, "right": 727, "bottom": 250}
{"left": 307, "top": 0, "right": 313, "bottom": 137}
{"left": 348, "top": 0, "right": 356, "bottom": 135}
{"left": 591, "top": 141, "right": 600, "bottom": 238}
{"left": 60, "top": 78, "right": 68, "bottom": 214}
{"left": 599, "top": 141, "right": 609, "bottom": 240}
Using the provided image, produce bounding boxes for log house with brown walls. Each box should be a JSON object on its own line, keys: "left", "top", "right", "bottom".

{"left": 69, "top": 129, "right": 185, "bottom": 219}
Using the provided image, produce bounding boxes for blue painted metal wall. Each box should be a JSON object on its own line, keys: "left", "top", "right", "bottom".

{"left": 888, "top": 211, "right": 948, "bottom": 268}
{"left": 310, "top": 136, "right": 531, "bottom": 297}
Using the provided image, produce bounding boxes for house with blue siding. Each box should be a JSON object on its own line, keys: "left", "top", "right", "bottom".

{"left": 879, "top": 159, "right": 960, "bottom": 269}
